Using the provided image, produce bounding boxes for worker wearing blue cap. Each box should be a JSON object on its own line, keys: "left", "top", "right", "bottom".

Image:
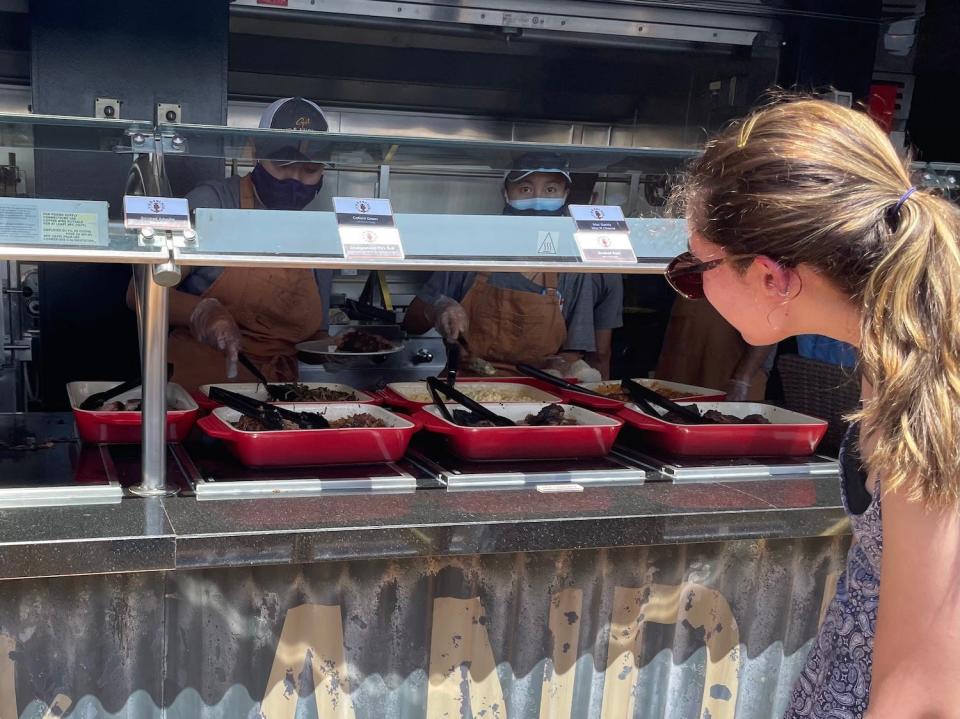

{"left": 404, "top": 152, "right": 622, "bottom": 378}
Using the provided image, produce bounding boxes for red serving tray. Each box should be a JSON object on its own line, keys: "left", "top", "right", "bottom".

{"left": 197, "top": 403, "right": 419, "bottom": 467}
{"left": 193, "top": 382, "right": 379, "bottom": 414}
{"left": 379, "top": 378, "right": 562, "bottom": 412}
{"left": 617, "top": 401, "right": 827, "bottom": 457}
{"left": 67, "top": 381, "right": 199, "bottom": 444}
{"left": 414, "top": 402, "right": 623, "bottom": 461}
{"left": 561, "top": 379, "right": 726, "bottom": 412}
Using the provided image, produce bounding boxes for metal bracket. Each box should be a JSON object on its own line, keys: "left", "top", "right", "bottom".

{"left": 137, "top": 226, "right": 197, "bottom": 251}
{"left": 160, "top": 132, "right": 187, "bottom": 154}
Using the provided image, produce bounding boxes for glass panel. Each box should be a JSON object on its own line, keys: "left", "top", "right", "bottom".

{"left": 185, "top": 208, "right": 686, "bottom": 267}
{"left": 0, "top": 113, "right": 153, "bottom": 155}
{"left": 159, "top": 122, "right": 697, "bottom": 174}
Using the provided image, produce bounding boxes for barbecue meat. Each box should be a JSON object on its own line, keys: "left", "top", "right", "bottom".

{"left": 336, "top": 330, "right": 395, "bottom": 353}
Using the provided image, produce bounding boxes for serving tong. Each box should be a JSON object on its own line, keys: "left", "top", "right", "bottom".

{"left": 209, "top": 386, "right": 330, "bottom": 430}
{"left": 619, "top": 378, "right": 715, "bottom": 425}
{"left": 237, "top": 353, "right": 288, "bottom": 401}
{"left": 426, "top": 376, "right": 515, "bottom": 427}
{"left": 516, "top": 363, "right": 606, "bottom": 398}
{"left": 78, "top": 363, "right": 174, "bottom": 410}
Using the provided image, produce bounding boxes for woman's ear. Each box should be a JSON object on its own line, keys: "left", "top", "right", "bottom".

{"left": 753, "top": 256, "right": 795, "bottom": 298}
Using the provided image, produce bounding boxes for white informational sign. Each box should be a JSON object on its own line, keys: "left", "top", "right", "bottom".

{"left": 333, "top": 197, "right": 404, "bottom": 260}
{"left": 123, "top": 196, "right": 191, "bottom": 231}
{"left": 338, "top": 226, "right": 405, "bottom": 261}
{"left": 568, "top": 204, "right": 636, "bottom": 264}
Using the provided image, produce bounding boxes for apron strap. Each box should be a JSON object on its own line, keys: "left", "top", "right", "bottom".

{"left": 543, "top": 272, "right": 559, "bottom": 291}
{"left": 240, "top": 174, "right": 257, "bottom": 210}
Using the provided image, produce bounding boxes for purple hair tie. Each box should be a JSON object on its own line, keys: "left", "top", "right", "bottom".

{"left": 892, "top": 186, "right": 917, "bottom": 216}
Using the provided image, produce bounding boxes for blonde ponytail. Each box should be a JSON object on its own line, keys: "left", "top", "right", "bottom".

{"left": 678, "top": 97, "right": 960, "bottom": 509}
{"left": 858, "top": 190, "right": 960, "bottom": 507}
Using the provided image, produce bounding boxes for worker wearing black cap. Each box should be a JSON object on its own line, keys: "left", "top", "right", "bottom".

{"left": 126, "top": 97, "right": 333, "bottom": 391}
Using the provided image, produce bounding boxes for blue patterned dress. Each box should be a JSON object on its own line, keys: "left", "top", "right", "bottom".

{"left": 785, "top": 425, "right": 882, "bottom": 718}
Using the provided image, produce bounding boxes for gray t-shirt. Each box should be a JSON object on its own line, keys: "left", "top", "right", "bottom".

{"left": 592, "top": 274, "right": 624, "bottom": 331}
{"left": 181, "top": 175, "right": 332, "bottom": 330}
{"left": 417, "top": 272, "right": 597, "bottom": 352}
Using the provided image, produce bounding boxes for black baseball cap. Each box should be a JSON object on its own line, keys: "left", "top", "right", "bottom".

{"left": 256, "top": 97, "right": 329, "bottom": 165}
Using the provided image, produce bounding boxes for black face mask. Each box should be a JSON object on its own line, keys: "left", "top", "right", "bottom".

{"left": 250, "top": 162, "right": 323, "bottom": 210}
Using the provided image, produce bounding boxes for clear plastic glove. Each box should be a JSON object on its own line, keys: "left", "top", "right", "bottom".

{"left": 432, "top": 295, "right": 469, "bottom": 342}
{"left": 189, "top": 297, "right": 241, "bottom": 379}
{"left": 724, "top": 378, "right": 752, "bottom": 402}
{"left": 543, "top": 357, "right": 601, "bottom": 383}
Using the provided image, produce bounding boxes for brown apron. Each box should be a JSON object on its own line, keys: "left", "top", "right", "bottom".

{"left": 656, "top": 298, "right": 768, "bottom": 401}
{"left": 459, "top": 272, "right": 567, "bottom": 374}
{"left": 169, "top": 175, "right": 325, "bottom": 391}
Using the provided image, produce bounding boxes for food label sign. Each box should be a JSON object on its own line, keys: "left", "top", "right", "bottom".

{"left": 333, "top": 197, "right": 404, "bottom": 261}
{"left": 123, "top": 196, "right": 191, "bottom": 231}
{"left": 568, "top": 204, "right": 637, "bottom": 264}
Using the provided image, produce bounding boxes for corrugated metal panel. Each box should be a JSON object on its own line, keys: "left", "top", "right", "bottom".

{"left": 1, "top": 536, "right": 849, "bottom": 718}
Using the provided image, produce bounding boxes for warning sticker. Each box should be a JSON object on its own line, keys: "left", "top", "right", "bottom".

{"left": 537, "top": 230, "right": 559, "bottom": 255}
{"left": 41, "top": 211, "right": 101, "bottom": 245}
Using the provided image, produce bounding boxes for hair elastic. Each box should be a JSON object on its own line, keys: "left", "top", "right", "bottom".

{"left": 892, "top": 186, "right": 917, "bottom": 216}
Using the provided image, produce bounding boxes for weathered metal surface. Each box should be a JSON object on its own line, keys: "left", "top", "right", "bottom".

{"left": 0, "top": 536, "right": 848, "bottom": 718}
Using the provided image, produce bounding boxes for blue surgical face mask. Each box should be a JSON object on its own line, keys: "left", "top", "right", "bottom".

{"left": 250, "top": 162, "right": 323, "bottom": 211}
{"left": 505, "top": 196, "right": 566, "bottom": 213}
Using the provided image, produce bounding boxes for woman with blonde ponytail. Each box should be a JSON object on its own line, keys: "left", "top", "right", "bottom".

{"left": 668, "top": 98, "right": 960, "bottom": 718}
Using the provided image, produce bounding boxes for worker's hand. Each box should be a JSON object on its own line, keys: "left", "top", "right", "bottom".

{"left": 189, "top": 297, "right": 241, "bottom": 379}
{"left": 432, "top": 295, "right": 469, "bottom": 342}
{"left": 724, "top": 377, "right": 752, "bottom": 402}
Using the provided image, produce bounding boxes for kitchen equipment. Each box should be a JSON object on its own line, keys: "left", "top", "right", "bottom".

{"left": 617, "top": 401, "right": 828, "bottom": 457}
{"left": 379, "top": 379, "right": 561, "bottom": 411}
{"left": 67, "top": 381, "right": 199, "bottom": 444}
{"left": 621, "top": 378, "right": 712, "bottom": 425}
{"left": 197, "top": 403, "right": 418, "bottom": 467}
{"left": 237, "top": 353, "right": 287, "bottom": 401}
{"left": 196, "top": 382, "right": 377, "bottom": 413}
{"left": 516, "top": 363, "right": 606, "bottom": 397}
{"left": 414, "top": 402, "right": 623, "bottom": 461}
{"left": 208, "top": 386, "right": 329, "bottom": 429}
{"left": 571, "top": 378, "right": 725, "bottom": 411}
{"left": 426, "top": 375, "right": 514, "bottom": 426}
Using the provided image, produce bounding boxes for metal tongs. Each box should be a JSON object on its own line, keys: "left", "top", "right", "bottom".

{"left": 78, "top": 363, "right": 174, "bottom": 410}
{"left": 238, "top": 353, "right": 287, "bottom": 401}
{"left": 443, "top": 336, "right": 469, "bottom": 388}
{"left": 620, "top": 378, "right": 715, "bottom": 425}
{"left": 426, "top": 376, "right": 515, "bottom": 427}
{"left": 515, "top": 363, "right": 606, "bottom": 398}
{"left": 209, "top": 386, "right": 330, "bottom": 430}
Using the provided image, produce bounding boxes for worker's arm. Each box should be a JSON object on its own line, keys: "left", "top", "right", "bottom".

{"left": 402, "top": 296, "right": 435, "bottom": 335}
{"left": 588, "top": 329, "right": 613, "bottom": 380}
{"left": 726, "top": 343, "right": 775, "bottom": 400}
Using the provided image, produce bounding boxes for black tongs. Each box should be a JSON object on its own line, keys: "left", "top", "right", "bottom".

{"left": 515, "top": 363, "right": 606, "bottom": 398}
{"left": 209, "top": 386, "right": 329, "bottom": 430}
{"left": 443, "top": 336, "right": 468, "bottom": 388}
{"left": 426, "top": 376, "right": 515, "bottom": 427}
{"left": 78, "top": 363, "right": 174, "bottom": 410}
{"left": 237, "top": 353, "right": 287, "bottom": 402}
{"left": 620, "top": 378, "right": 715, "bottom": 425}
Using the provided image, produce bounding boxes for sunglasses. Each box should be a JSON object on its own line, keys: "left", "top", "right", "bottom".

{"left": 665, "top": 251, "right": 756, "bottom": 300}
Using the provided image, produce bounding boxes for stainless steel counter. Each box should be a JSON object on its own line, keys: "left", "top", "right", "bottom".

{"left": 0, "top": 471, "right": 848, "bottom": 581}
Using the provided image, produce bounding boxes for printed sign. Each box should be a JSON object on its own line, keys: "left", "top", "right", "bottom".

{"left": 333, "top": 197, "right": 396, "bottom": 227}
{"left": 537, "top": 230, "right": 559, "bottom": 255}
{"left": 123, "top": 196, "right": 191, "bottom": 231}
{"left": 574, "top": 231, "right": 637, "bottom": 264}
{"left": 0, "top": 198, "right": 109, "bottom": 248}
{"left": 568, "top": 204, "right": 629, "bottom": 233}
{"left": 334, "top": 197, "right": 404, "bottom": 260}
{"left": 339, "top": 226, "right": 405, "bottom": 261}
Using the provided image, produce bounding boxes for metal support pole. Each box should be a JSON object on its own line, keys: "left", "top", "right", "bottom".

{"left": 130, "top": 265, "right": 176, "bottom": 497}
{"left": 377, "top": 164, "right": 391, "bottom": 199}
